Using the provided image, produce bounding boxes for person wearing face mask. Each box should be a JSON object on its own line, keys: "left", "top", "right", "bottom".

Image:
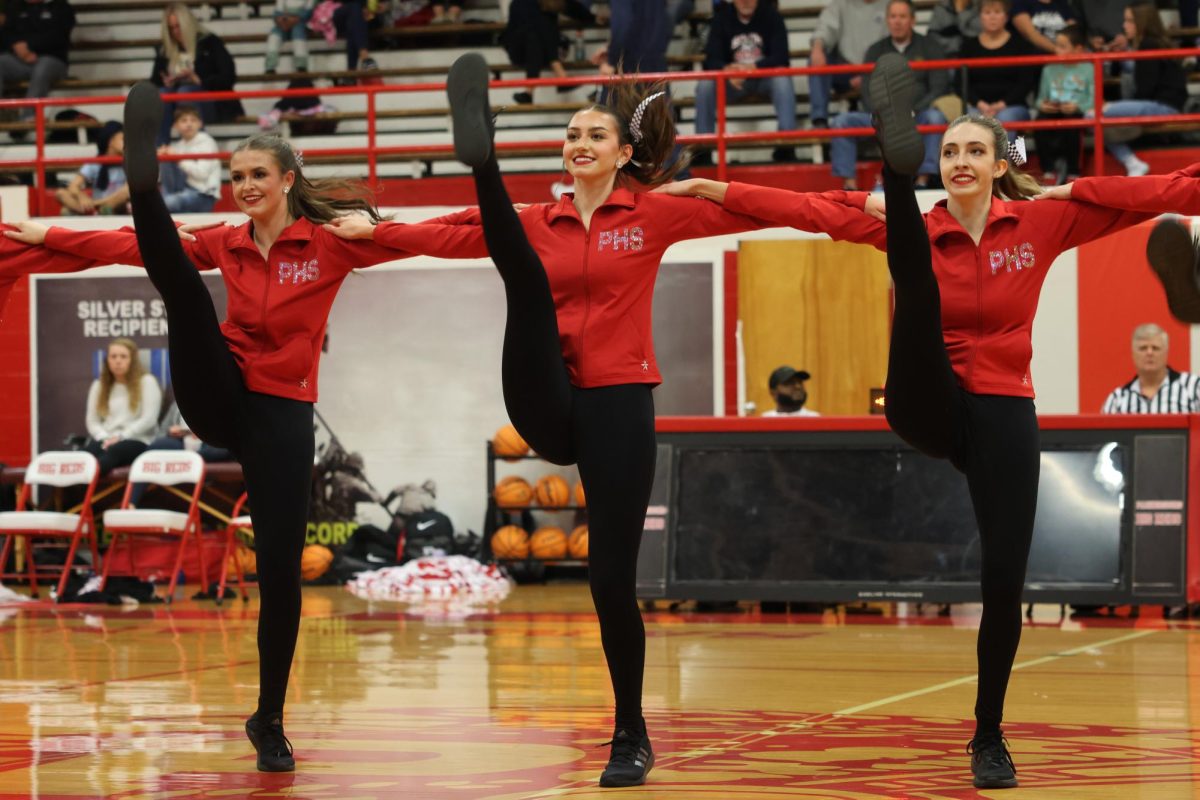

{"left": 656, "top": 54, "right": 1200, "bottom": 788}
{"left": 322, "top": 52, "right": 882, "bottom": 788}
{"left": 9, "top": 81, "right": 473, "bottom": 775}
{"left": 761, "top": 366, "right": 820, "bottom": 416}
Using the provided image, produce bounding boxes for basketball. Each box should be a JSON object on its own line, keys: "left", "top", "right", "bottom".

{"left": 228, "top": 543, "right": 257, "bottom": 577}
{"left": 573, "top": 480, "right": 586, "bottom": 508}
{"left": 494, "top": 475, "right": 534, "bottom": 508}
{"left": 300, "top": 544, "right": 334, "bottom": 581}
{"left": 568, "top": 524, "right": 588, "bottom": 559}
{"left": 535, "top": 474, "right": 570, "bottom": 507}
{"left": 530, "top": 526, "right": 568, "bottom": 559}
{"left": 493, "top": 424, "right": 530, "bottom": 460}
{"left": 491, "top": 525, "right": 530, "bottom": 558}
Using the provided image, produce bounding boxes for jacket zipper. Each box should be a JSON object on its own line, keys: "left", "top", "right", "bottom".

{"left": 579, "top": 220, "right": 593, "bottom": 381}
{"left": 257, "top": 247, "right": 272, "bottom": 361}
{"left": 969, "top": 241, "right": 983, "bottom": 387}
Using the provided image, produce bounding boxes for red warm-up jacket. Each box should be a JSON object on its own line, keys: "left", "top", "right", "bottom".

{"left": 370, "top": 187, "right": 874, "bottom": 387}
{"left": 722, "top": 165, "right": 1200, "bottom": 397}
{"left": 43, "top": 218, "right": 433, "bottom": 401}
{"left": 0, "top": 226, "right": 117, "bottom": 322}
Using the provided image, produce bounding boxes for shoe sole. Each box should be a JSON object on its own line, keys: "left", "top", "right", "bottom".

{"left": 1147, "top": 218, "right": 1200, "bottom": 323}
{"left": 868, "top": 54, "right": 924, "bottom": 176}
{"left": 598, "top": 752, "right": 654, "bottom": 788}
{"left": 245, "top": 721, "right": 296, "bottom": 773}
{"left": 446, "top": 53, "right": 493, "bottom": 168}
{"left": 973, "top": 776, "right": 1019, "bottom": 789}
{"left": 123, "top": 81, "right": 163, "bottom": 193}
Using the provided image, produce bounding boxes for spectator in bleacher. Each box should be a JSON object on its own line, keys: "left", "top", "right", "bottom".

{"left": 55, "top": 120, "right": 130, "bottom": 215}
{"left": 502, "top": 0, "right": 596, "bottom": 104}
{"left": 694, "top": 0, "right": 797, "bottom": 163}
{"left": 928, "top": 0, "right": 982, "bottom": 57}
{"left": 1087, "top": 1, "right": 1187, "bottom": 176}
{"left": 1034, "top": 24, "right": 1092, "bottom": 184}
{"left": 83, "top": 337, "right": 162, "bottom": 475}
{"left": 959, "top": 0, "right": 1038, "bottom": 139}
{"left": 0, "top": 0, "right": 75, "bottom": 135}
{"left": 151, "top": 3, "right": 243, "bottom": 145}
{"left": 807, "top": 0, "right": 887, "bottom": 128}
{"left": 158, "top": 106, "right": 220, "bottom": 212}
{"left": 330, "top": 0, "right": 381, "bottom": 79}
{"left": 264, "top": 0, "right": 315, "bottom": 74}
{"left": 1010, "top": 0, "right": 1077, "bottom": 53}
{"left": 600, "top": 0, "right": 671, "bottom": 75}
{"left": 1075, "top": 0, "right": 1127, "bottom": 53}
{"left": 431, "top": 3, "right": 462, "bottom": 24}
{"left": 830, "top": 0, "right": 950, "bottom": 189}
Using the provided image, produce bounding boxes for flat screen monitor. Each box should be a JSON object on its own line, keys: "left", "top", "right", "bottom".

{"left": 670, "top": 444, "right": 1124, "bottom": 589}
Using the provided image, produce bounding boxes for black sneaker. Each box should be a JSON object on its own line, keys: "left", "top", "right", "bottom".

{"left": 446, "top": 52, "right": 494, "bottom": 168}
{"left": 245, "top": 712, "right": 295, "bottom": 772}
{"left": 513, "top": 91, "right": 533, "bottom": 104}
{"left": 771, "top": 146, "right": 797, "bottom": 163}
{"left": 867, "top": 53, "right": 923, "bottom": 176}
{"left": 1147, "top": 218, "right": 1200, "bottom": 323}
{"left": 598, "top": 727, "right": 654, "bottom": 787}
{"left": 122, "top": 81, "right": 163, "bottom": 193}
{"left": 968, "top": 732, "right": 1017, "bottom": 789}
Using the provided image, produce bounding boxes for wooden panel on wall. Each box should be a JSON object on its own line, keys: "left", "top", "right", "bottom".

{"left": 738, "top": 240, "right": 890, "bottom": 416}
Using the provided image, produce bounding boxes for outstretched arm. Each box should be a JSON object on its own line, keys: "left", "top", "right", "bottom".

{"left": 323, "top": 209, "right": 492, "bottom": 260}
{"left": 662, "top": 180, "right": 888, "bottom": 249}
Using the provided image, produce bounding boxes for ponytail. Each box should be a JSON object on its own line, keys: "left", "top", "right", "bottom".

{"left": 583, "top": 76, "right": 689, "bottom": 186}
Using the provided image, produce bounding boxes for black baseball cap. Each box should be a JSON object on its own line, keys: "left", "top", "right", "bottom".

{"left": 769, "top": 366, "right": 811, "bottom": 389}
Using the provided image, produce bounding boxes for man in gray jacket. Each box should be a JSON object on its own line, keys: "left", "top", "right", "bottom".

{"left": 807, "top": 0, "right": 886, "bottom": 126}
{"left": 830, "top": 0, "right": 952, "bottom": 189}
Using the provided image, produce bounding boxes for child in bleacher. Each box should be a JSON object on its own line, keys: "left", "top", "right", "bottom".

{"left": 55, "top": 120, "right": 131, "bottom": 215}
{"left": 1034, "top": 24, "right": 1093, "bottom": 184}
{"left": 158, "top": 105, "right": 220, "bottom": 212}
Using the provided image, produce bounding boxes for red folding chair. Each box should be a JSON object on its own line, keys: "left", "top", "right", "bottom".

{"left": 217, "top": 491, "right": 252, "bottom": 604}
{"left": 101, "top": 450, "right": 208, "bottom": 603}
{"left": 0, "top": 451, "right": 101, "bottom": 600}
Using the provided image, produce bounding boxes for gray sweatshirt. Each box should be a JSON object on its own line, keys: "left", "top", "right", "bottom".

{"left": 812, "top": 0, "right": 888, "bottom": 64}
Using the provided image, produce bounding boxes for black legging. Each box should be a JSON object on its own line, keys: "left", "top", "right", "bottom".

{"left": 881, "top": 168, "right": 1041, "bottom": 736}
{"left": 128, "top": 187, "right": 314, "bottom": 717}
{"left": 472, "top": 154, "right": 656, "bottom": 732}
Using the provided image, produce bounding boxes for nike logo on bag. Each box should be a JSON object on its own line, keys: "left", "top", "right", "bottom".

{"left": 416, "top": 520, "right": 436, "bottom": 531}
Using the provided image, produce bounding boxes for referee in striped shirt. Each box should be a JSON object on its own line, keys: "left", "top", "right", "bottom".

{"left": 1101, "top": 323, "right": 1200, "bottom": 414}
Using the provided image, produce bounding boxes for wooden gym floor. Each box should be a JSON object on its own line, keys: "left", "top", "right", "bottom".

{"left": 2, "top": 583, "right": 1199, "bottom": 799}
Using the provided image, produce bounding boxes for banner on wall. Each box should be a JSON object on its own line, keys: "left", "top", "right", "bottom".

{"left": 32, "top": 273, "right": 227, "bottom": 453}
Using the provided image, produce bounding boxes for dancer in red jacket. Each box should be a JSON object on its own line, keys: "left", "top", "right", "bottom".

{"left": 323, "top": 53, "right": 882, "bottom": 788}
{"left": 660, "top": 53, "right": 1200, "bottom": 789}
{"left": 15, "top": 82, "right": 446, "bottom": 774}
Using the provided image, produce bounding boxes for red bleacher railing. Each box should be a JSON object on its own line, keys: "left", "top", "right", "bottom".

{"left": 3, "top": 47, "right": 1200, "bottom": 215}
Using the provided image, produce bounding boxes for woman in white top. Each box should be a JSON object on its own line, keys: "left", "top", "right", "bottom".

{"left": 84, "top": 337, "right": 163, "bottom": 473}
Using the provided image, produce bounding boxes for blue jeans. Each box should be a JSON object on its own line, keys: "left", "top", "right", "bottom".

{"left": 1088, "top": 99, "right": 1179, "bottom": 164}
{"left": 970, "top": 105, "right": 1031, "bottom": 142}
{"left": 694, "top": 75, "right": 797, "bottom": 135}
{"left": 161, "top": 161, "right": 217, "bottom": 212}
{"left": 807, "top": 48, "right": 853, "bottom": 124}
{"left": 831, "top": 108, "right": 946, "bottom": 179}
{"left": 158, "top": 83, "right": 216, "bottom": 145}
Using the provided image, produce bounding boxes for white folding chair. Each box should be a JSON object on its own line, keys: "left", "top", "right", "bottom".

{"left": 0, "top": 451, "right": 101, "bottom": 600}
{"left": 101, "top": 450, "right": 208, "bottom": 603}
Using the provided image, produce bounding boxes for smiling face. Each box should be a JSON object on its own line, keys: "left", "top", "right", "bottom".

{"left": 562, "top": 109, "right": 634, "bottom": 185}
{"left": 230, "top": 148, "right": 294, "bottom": 222}
{"left": 107, "top": 343, "right": 132, "bottom": 381}
{"left": 940, "top": 121, "right": 1006, "bottom": 200}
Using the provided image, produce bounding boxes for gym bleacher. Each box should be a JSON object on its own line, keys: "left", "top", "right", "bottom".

{"left": 2, "top": 0, "right": 1199, "bottom": 201}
